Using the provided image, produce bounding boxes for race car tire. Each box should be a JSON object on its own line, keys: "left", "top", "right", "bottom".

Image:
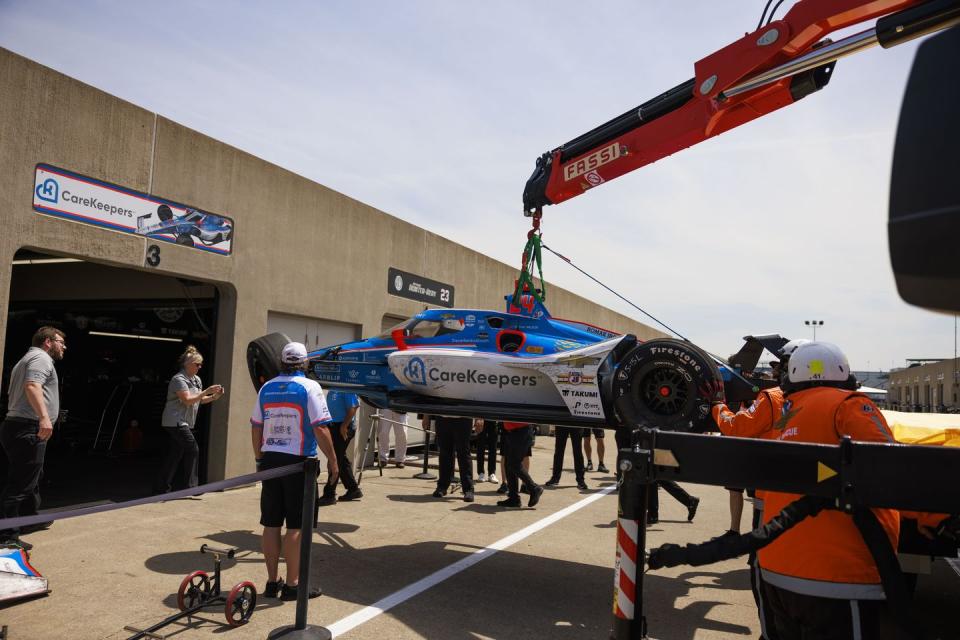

{"left": 612, "top": 339, "right": 721, "bottom": 432}
{"left": 175, "top": 233, "right": 194, "bottom": 246}
{"left": 157, "top": 204, "right": 174, "bottom": 221}
{"left": 247, "top": 332, "right": 292, "bottom": 391}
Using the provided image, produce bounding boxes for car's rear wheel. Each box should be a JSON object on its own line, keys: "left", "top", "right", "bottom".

{"left": 613, "top": 339, "right": 721, "bottom": 432}
{"left": 247, "top": 332, "right": 292, "bottom": 391}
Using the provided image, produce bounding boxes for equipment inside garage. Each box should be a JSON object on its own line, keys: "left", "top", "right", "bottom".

{"left": 1, "top": 250, "right": 220, "bottom": 508}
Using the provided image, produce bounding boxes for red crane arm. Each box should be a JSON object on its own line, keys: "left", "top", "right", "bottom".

{"left": 522, "top": 0, "right": 959, "bottom": 215}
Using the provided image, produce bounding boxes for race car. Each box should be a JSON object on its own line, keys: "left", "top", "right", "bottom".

{"left": 136, "top": 204, "right": 233, "bottom": 247}
{"left": 248, "top": 293, "right": 763, "bottom": 432}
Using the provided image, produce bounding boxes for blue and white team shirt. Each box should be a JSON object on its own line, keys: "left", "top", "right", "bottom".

{"left": 251, "top": 372, "right": 332, "bottom": 456}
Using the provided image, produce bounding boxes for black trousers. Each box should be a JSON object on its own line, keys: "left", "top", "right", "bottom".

{"left": 436, "top": 417, "right": 473, "bottom": 492}
{"left": 0, "top": 418, "right": 47, "bottom": 537}
{"left": 155, "top": 425, "right": 199, "bottom": 493}
{"left": 648, "top": 480, "right": 695, "bottom": 517}
{"left": 326, "top": 425, "right": 358, "bottom": 493}
{"left": 763, "top": 583, "right": 888, "bottom": 640}
{"left": 475, "top": 420, "right": 498, "bottom": 475}
{"left": 551, "top": 426, "right": 585, "bottom": 481}
{"left": 504, "top": 427, "right": 536, "bottom": 499}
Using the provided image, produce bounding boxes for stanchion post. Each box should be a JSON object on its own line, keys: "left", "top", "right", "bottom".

{"left": 413, "top": 419, "right": 436, "bottom": 480}
{"left": 267, "top": 458, "right": 331, "bottom": 640}
{"left": 611, "top": 429, "right": 653, "bottom": 640}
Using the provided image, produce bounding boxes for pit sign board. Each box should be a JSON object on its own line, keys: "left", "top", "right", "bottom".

{"left": 388, "top": 268, "right": 454, "bottom": 308}
{"left": 33, "top": 164, "right": 234, "bottom": 255}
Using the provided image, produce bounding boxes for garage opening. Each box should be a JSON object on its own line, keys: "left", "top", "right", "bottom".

{"left": 1, "top": 250, "right": 221, "bottom": 509}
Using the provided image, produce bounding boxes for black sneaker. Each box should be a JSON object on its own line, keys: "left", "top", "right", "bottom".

{"left": 577, "top": 480, "right": 588, "bottom": 490}
{"left": 597, "top": 462, "right": 609, "bottom": 473}
{"left": 497, "top": 497, "right": 521, "bottom": 508}
{"left": 1, "top": 538, "right": 32, "bottom": 551}
{"left": 432, "top": 488, "right": 447, "bottom": 498}
{"left": 280, "top": 583, "right": 322, "bottom": 601}
{"left": 544, "top": 477, "right": 560, "bottom": 487}
{"left": 21, "top": 521, "right": 53, "bottom": 534}
{"left": 687, "top": 497, "right": 700, "bottom": 522}
{"left": 463, "top": 491, "right": 475, "bottom": 503}
{"left": 317, "top": 493, "right": 337, "bottom": 507}
{"left": 264, "top": 578, "right": 284, "bottom": 598}
{"left": 711, "top": 529, "right": 740, "bottom": 542}
{"left": 585, "top": 461, "right": 594, "bottom": 472}
{"left": 338, "top": 488, "right": 363, "bottom": 502}
{"left": 496, "top": 483, "right": 508, "bottom": 494}
{"left": 528, "top": 485, "right": 544, "bottom": 508}
{"left": 520, "top": 485, "right": 530, "bottom": 495}
{"left": 647, "top": 515, "right": 659, "bottom": 526}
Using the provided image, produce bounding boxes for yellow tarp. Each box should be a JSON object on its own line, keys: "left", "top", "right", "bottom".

{"left": 881, "top": 410, "right": 960, "bottom": 447}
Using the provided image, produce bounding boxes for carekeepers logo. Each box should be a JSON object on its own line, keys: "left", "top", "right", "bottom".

{"left": 35, "top": 178, "right": 59, "bottom": 203}
{"left": 403, "top": 357, "right": 427, "bottom": 385}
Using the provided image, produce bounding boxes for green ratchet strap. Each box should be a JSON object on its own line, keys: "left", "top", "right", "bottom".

{"left": 513, "top": 231, "right": 546, "bottom": 307}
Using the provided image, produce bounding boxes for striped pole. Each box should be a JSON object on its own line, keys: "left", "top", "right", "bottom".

{"left": 611, "top": 440, "right": 650, "bottom": 639}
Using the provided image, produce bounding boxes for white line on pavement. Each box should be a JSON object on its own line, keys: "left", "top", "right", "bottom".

{"left": 325, "top": 485, "right": 618, "bottom": 637}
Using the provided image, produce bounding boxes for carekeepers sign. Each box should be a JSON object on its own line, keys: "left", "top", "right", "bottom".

{"left": 32, "top": 164, "right": 234, "bottom": 255}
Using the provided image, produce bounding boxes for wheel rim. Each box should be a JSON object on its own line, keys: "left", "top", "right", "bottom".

{"left": 225, "top": 583, "right": 256, "bottom": 626}
{"left": 177, "top": 571, "right": 211, "bottom": 611}
{"left": 636, "top": 366, "right": 690, "bottom": 417}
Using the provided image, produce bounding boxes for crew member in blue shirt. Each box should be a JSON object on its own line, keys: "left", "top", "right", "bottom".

{"left": 318, "top": 390, "right": 362, "bottom": 504}
{"left": 251, "top": 341, "right": 337, "bottom": 601}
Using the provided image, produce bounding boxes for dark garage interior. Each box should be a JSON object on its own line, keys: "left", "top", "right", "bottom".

{"left": 1, "top": 251, "right": 219, "bottom": 509}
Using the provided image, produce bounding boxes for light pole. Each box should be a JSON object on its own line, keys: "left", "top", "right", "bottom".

{"left": 805, "top": 319, "right": 824, "bottom": 340}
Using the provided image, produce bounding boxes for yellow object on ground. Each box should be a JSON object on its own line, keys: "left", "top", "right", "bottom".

{"left": 881, "top": 410, "right": 960, "bottom": 446}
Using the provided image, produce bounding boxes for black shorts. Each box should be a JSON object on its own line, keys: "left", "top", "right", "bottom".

{"left": 259, "top": 451, "right": 308, "bottom": 529}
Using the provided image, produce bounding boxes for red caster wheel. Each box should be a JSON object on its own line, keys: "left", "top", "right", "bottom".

{"left": 177, "top": 570, "right": 211, "bottom": 611}
{"left": 225, "top": 580, "right": 257, "bottom": 626}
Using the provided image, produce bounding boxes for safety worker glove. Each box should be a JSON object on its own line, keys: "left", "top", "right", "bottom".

{"left": 698, "top": 379, "right": 725, "bottom": 405}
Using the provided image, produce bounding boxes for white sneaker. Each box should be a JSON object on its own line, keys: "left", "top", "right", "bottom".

{"left": 477, "top": 473, "right": 487, "bottom": 483}
{"left": 488, "top": 473, "right": 499, "bottom": 484}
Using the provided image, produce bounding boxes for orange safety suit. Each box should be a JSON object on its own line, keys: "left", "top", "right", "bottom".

{"left": 712, "top": 387, "right": 784, "bottom": 439}
{"left": 759, "top": 387, "right": 899, "bottom": 600}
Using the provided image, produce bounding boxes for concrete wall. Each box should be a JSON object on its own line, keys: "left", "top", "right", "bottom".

{"left": 0, "top": 47, "right": 665, "bottom": 479}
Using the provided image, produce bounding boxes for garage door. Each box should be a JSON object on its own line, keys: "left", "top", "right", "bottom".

{"left": 267, "top": 312, "right": 359, "bottom": 349}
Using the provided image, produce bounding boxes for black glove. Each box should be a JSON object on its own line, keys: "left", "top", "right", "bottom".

{"left": 647, "top": 543, "right": 685, "bottom": 570}
{"left": 698, "top": 378, "right": 725, "bottom": 405}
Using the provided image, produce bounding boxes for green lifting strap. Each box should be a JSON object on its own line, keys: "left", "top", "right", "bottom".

{"left": 512, "top": 232, "right": 546, "bottom": 308}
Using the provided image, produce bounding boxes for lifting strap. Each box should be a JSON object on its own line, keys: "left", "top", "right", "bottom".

{"left": 512, "top": 211, "right": 546, "bottom": 308}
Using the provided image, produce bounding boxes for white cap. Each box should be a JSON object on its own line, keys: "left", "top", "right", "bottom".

{"left": 281, "top": 342, "right": 308, "bottom": 364}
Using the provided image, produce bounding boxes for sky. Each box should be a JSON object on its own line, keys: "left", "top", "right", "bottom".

{"left": 2, "top": 0, "right": 955, "bottom": 371}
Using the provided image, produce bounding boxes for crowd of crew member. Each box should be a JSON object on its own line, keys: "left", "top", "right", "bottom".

{"left": 5, "top": 332, "right": 956, "bottom": 639}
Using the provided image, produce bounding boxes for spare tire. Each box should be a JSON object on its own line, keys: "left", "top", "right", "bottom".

{"left": 612, "top": 339, "right": 721, "bottom": 432}
{"left": 247, "top": 332, "right": 291, "bottom": 391}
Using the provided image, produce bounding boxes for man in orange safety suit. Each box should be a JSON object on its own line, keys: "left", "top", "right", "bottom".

{"left": 755, "top": 341, "right": 899, "bottom": 639}
{"left": 710, "top": 339, "right": 807, "bottom": 640}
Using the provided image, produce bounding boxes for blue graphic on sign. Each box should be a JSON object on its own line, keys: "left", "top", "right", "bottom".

{"left": 404, "top": 357, "right": 427, "bottom": 386}
{"left": 35, "top": 178, "right": 59, "bottom": 203}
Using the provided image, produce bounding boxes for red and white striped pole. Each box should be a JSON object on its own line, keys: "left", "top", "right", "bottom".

{"left": 611, "top": 445, "right": 650, "bottom": 639}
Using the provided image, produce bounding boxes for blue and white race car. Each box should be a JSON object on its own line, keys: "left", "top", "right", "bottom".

{"left": 248, "top": 293, "right": 762, "bottom": 432}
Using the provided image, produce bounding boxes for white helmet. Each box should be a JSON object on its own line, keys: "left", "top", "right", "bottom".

{"left": 787, "top": 341, "right": 850, "bottom": 383}
{"left": 779, "top": 338, "right": 811, "bottom": 360}
{"left": 441, "top": 318, "right": 464, "bottom": 331}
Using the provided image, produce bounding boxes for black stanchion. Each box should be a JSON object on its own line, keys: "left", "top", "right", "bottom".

{"left": 413, "top": 426, "right": 436, "bottom": 480}
{"left": 267, "top": 458, "right": 331, "bottom": 640}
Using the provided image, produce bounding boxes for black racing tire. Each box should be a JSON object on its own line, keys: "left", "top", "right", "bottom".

{"left": 612, "top": 339, "right": 721, "bottom": 433}
{"left": 175, "top": 233, "right": 194, "bottom": 246}
{"left": 157, "top": 204, "right": 174, "bottom": 221}
{"left": 247, "top": 332, "right": 292, "bottom": 391}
